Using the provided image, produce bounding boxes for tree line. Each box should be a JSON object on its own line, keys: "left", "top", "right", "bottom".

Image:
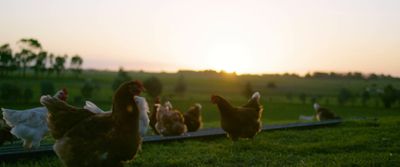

{"left": 244, "top": 81, "right": 400, "bottom": 109}
{"left": 0, "top": 38, "right": 83, "bottom": 77}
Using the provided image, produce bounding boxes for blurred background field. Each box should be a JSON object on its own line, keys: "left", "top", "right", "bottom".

{"left": 1, "top": 70, "right": 399, "bottom": 126}
{"left": 1, "top": 70, "right": 400, "bottom": 166}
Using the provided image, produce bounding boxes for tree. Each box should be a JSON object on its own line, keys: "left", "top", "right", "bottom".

{"left": 47, "top": 53, "right": 55, "bottom": 75}
{"left": 70, "top": 55, "right": 83, "bottom": 77}
{"left": 0, "top": 44, "right": 13, "bottom": 76}
{"left": 53, "top": 55, "right": 68, "bottom": 76}
{"left": 243, "top": 81, "right": 254, "bottom": 98}
{"left": 112, "top": 67, "right": 131, "bottom": 91}
{"left": 16, "top": 38, "right": 42, "bottom": 77}
{"left": 310, "top": 95, "right": 320, "bottom": 104}
{"left": 381, "top": 84, "right": 397, "bottom": 108}
{"left": 174, "top": 74, "right": 187, "bottom": 95}
{"left": 338, "top": 88, "right": 353, "bottom": 106}
{"left": 367, "top": 73, "right": 379, "bottom": 80}
{"left": 143, "top": 76, "right": 163, "bottom": 99}
{"left": 32, "top": 51, "right": 47, "bottom": 77}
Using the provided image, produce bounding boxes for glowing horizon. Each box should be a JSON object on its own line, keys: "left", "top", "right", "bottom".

{"left": 1, "top": 0, "right": 399, "bottom": 76}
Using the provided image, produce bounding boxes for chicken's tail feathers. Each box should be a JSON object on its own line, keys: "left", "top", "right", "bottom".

{"left": 164, "top": 101, "right": 173, "bottom": 109}
{"left": 1, "top": 108, "right": 7, "bottom": 115}
{"left": 40, "top": 95, "right": 54, "bottom": 106}
{"left": 1, "top": 108, "right": 23, "bottom": 127}
{"left": 194, "top": 103, "right": 202, "bottom": 110}
{"left": 84, "top": 101, "right": 104, "bottom": 113}
{"left": 40, "top": 95, "right": 68, "bottom": 113}
{"left": 313, "top": 103, "right": 320, "bottom": 111}
{"left": 1, "top": 108, "right": 18, "bottom": 119}
{"left": 1, "top": 108, "right": 14, "bottom": 114}
{"left": 251, "top": 92, "right": 261, "bottom": 101}
{"left": 154, "top": 104, "right": 161, "bottom": 108}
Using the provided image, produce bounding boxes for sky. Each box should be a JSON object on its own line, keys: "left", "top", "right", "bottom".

{"left": 0, "top": 0, "right": 399, "bottom": 76}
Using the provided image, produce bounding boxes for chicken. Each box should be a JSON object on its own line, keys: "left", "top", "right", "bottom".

{"left": 1, "top": 89, "right": 68, "bottom": 149}
{"left": 211, "top": 92, "right": 263, "bottom": 141}
{"left": 313, "top": 103, "right": 338, "bottom": 121}
{"left": 183, "top": 103, "right": 203, "bottom": 132}
{"left": 155, "top": 101, "right": 187, "bottom": 136}
{"left": 84, "top": 96, "right": 150, "bottom": 136}
{"left": 40, "top": 80, "right": 144, "bottom": 167}
{"left": 149, "top": 97, "right": 161, "bottom": 135}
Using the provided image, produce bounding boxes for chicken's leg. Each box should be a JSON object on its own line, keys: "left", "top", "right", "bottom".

{"left": 23, "top": 139, "right": 32, "bottom": 150}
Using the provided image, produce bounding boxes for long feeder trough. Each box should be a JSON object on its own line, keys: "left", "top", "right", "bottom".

{"left": 0, "top": 119, "right": 342, "bottom": 161}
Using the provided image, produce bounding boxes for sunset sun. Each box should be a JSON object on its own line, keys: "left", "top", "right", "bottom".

{"left": 204, "top": 41, "right": 255, "bottom": 74}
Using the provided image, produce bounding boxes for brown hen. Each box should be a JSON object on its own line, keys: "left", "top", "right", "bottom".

{"left": 183, "top": 103, "right": 203, "bottom": 132}
{"left": 211, "top": 92, "right": 263, "bottom": 141}
{"left": 40, "top": 80, "right": 144, "bottom": 167}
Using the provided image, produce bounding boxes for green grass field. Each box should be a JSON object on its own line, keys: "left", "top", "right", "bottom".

{"left": 1, "top": 71, "right": 399, "bottom": 166}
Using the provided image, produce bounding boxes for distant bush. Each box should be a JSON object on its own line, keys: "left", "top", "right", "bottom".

{"left": 266, "top": 81, "right": 277, "bottom": 89}
{"left": 338, "top": 88, "right": 353, "bottom": 106}
{"left": 174, "top": 74, "right": 187, "bottom": 95}
{"left": 112, "top": 68, "right": 131, "bottom": 91}
{"left": 299, "top": 93, "right": 307, "bottom": 104}
{"left": 40, "top": 81, "right": 55, "bottom": 95}
{"left": 243, "top": 81, "right": 254, "bottom": 98}
{"left": 81, "top": 80, "right": 96, "bottom": 99}
{"left": 381, "top": 84, "right": 398, "bottom": 108}
{"left": 310, "top": 95, "right": 319, "bottom": 104}
{"left": 0, "top": 83, "right": 21, "bottom": 102}
{"left": 143, "top": 76, "right": 163, "bottom": 99}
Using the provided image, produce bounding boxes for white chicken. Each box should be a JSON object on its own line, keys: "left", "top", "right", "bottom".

{"left": 1, "top": 89, "right": 68, "bottom": 150}
{"left": 83, "top": 96, "right": 150, "bottom": 136}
